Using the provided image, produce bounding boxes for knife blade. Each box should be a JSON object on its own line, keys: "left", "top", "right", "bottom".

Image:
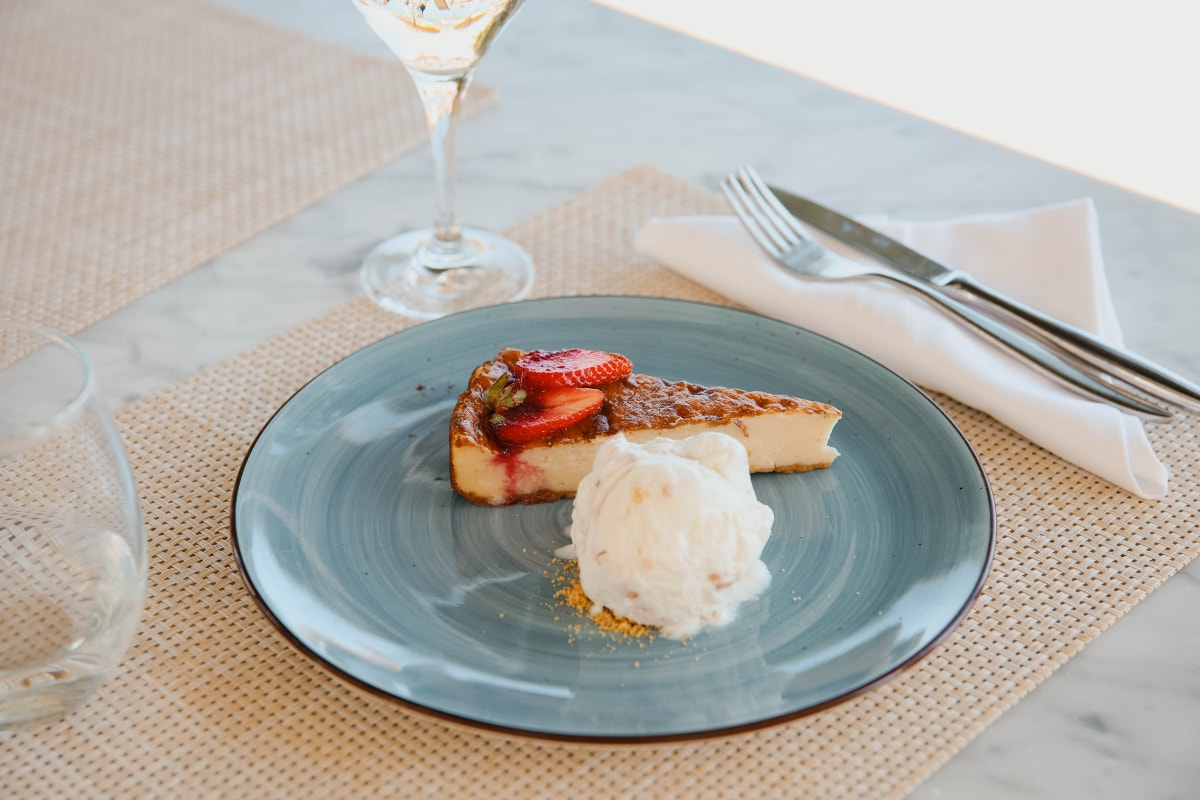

{"left": 769, "top": 184, "right": 1200, "bottom": 411}
{"left": 769, "top": 187, "right": 963, "bottom": 287}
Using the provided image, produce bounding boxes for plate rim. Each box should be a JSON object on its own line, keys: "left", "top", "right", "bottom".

{"left": 230, "top": 295, "right": 997, "bottom": 744}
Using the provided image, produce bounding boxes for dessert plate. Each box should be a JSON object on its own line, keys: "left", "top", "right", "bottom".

{"left": 232, "top": 296, "right": 995, "bottom": 742}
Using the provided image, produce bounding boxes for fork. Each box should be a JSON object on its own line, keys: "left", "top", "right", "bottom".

{"left": 721, "top": 167, "right": 1171, "bottom": 419}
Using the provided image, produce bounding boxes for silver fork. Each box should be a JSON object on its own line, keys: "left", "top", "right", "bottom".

{"left": 721, "top": 166, "right": 1171, "bottom": 419}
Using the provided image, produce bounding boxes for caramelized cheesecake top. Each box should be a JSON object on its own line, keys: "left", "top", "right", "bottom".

{"left": 450, "top": 349, "right": 841, "bottom": 452}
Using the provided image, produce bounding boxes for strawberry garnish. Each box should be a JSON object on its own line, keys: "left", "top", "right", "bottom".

{"left": 484, "top": 372, "right": 526, "bottom": 417}
{"left": 490, "top": 386, "right": 604, "bottom": 445}
{"left": 514, "top": 348, "right": 633, "bottom": 389}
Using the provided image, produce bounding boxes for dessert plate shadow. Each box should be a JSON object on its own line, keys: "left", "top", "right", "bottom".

{"left": 231, "top": 296, "right": 995, "bottom": 743}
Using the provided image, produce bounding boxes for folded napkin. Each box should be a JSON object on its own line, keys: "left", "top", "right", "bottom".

{"left": 636, "top": 199, "right": 1169, "bottom": 499}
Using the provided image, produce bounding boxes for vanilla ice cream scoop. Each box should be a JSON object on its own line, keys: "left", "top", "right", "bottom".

{"left": 568, "top": 432, "right": 775, "bottom": 638}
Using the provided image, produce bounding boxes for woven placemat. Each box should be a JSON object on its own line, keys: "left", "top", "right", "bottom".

{"left": 0, "top": 0, "right": 495, "bottom": 335}
{"left": 5, "top": 165, "right": 1198, "bottom": 799}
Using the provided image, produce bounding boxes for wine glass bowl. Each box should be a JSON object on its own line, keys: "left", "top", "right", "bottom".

{"left": 353, "top": 0, "right": 523, "bottom": 75}
{"left": 351, "top": 0, "right": 533, "bottom": 319}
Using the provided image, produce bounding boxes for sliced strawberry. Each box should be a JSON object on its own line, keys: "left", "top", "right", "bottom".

{"left": 490, "top": 386, "right": 604, "bottom": 445}
{"left": 514, "top": 348, "right": 633, "bottom": 388}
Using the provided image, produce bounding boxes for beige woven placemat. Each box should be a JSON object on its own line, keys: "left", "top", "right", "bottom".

{"left": 6, "top": 165, "right": 1199, "bottom": 799}
{"left": 0, "top": 0, "right": 495, "bottom": 335}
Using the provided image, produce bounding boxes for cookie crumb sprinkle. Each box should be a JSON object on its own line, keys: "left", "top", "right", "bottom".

{"left": 553, "top": 559, "right": 657, "bottom": 640}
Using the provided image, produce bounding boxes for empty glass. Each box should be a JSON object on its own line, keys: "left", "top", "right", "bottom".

{"left": 0, "top": 321, "right": 147, "bottom": 730}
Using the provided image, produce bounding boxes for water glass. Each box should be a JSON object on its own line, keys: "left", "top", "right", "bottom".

{"left": 0, "top": 321, "right": 147, "bottom": 731}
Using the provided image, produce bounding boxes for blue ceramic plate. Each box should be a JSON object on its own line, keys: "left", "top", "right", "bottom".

{"left": 232, "top": 296, "right": 994, "bottom": 742}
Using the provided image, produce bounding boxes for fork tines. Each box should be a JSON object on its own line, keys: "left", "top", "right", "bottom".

{"left": 722, "top": 166, "right": 826, "bottom": 270}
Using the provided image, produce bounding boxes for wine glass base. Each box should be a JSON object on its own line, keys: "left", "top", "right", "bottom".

{"left": 360, "top": 228, "right": 535, "bottom": 319}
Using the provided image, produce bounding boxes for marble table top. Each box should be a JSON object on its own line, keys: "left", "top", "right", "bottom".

{"left": 594, "top": 0, "right": 1200, "bottom": 217}
{"left": 73, "top": 0, "right": 1200, "bottom": 796}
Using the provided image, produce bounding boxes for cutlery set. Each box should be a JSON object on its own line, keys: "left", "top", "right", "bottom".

{"left": 722, "top": 166, "right": 1200, "bottom": 420}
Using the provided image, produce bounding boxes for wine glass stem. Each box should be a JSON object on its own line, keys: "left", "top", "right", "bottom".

{"left": 410, "top": 68, "right": 475, "bottom": 267}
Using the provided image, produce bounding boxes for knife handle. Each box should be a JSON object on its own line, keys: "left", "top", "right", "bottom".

{"left": 877, "top": 273, "right": 1171, "bottom": 419}
{"left": 949, "top": 275, "right": 1200, "bottom": 412}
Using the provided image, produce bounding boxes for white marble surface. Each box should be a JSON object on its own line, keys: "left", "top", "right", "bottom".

{"left": 69, "top": 0, "right": 1199, "bottom": 796}
{"left": 593, "top": 0, "right": 1200, "bottom": 216}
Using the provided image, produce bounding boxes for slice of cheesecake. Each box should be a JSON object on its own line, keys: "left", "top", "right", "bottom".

{"left": 449, "top": 349, "right": 842, "bottom": 506}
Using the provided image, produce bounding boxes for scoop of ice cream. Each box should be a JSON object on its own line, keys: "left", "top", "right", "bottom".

{"left": 568, "top": 432, "right": 774, "bottom": 638}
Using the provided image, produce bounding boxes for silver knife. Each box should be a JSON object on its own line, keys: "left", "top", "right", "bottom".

{"left": 770, "top": 185, "right": 1200, "bottom": 411}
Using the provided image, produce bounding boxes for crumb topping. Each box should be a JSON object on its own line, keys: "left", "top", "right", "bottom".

{"left": 553, "top": 559, "right": 656, "bottom": 640}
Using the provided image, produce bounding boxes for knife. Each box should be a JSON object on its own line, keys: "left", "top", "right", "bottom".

{"left": 770, "top": 185, "right": 1200, "bottom": 412}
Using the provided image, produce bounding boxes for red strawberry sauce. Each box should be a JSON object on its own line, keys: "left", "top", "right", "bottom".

{"left": 492, "top": 450, "right": 544, "bottom": 497}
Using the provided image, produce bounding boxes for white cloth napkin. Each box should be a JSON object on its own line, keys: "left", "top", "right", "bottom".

{"left": 635, "top": 199, "right": 1169, "bottom": 499}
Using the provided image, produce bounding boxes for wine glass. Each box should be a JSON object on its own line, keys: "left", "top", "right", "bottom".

{"left": 0, "top": 321, "right": 147, "bottom": 730}
{"left": 351, "top": 0, "right": 534, "bottom": 319}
